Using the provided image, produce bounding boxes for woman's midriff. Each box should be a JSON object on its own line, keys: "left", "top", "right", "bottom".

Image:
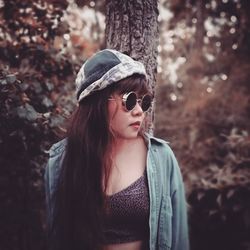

{"left": 103, "top": 240, "right": 148, "bottom": 250}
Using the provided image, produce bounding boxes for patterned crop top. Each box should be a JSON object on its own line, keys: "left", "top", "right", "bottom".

{"left": 102, "top": 171, "right": 150, "bottom": 245}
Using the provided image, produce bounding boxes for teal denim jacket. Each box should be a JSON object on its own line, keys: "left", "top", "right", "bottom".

{"left": 45, "top": 134, "right": 189, "bottom": 250}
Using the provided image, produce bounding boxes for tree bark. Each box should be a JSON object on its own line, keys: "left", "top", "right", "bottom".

{"left": 105, "top": 0, "right": 159, "bottom": 133}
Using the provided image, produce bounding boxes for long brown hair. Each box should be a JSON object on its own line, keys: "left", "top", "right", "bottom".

{"left": 50, "top": 74, "right": 150, "bottom": 250}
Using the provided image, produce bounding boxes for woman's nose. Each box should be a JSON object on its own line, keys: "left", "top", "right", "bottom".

{"left": 131, "top": 102, "right": 144, "bottom": 116}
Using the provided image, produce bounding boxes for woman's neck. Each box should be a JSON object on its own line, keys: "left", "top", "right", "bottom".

{"left": 112, "top": 135, "right": 141, "bottom": 155}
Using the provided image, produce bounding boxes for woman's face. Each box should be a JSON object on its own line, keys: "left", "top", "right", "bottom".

{"left": 108, "top": 92, "right": 146, "bottom": 140}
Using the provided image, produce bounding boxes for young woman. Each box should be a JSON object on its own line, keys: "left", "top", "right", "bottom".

{"left": 45, "top": 49, "right": 189, "bottom": 250}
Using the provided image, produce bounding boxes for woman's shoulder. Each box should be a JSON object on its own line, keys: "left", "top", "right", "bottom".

{"left": 144, "top": 133, "right": 172, "bottom": 152}
{"left": 45, "top": 139, "right": 67, "bottom": 174}
{"left": 149, "top": 135, "right": 169, "bottom": 146}
{"left": 45, "top": 138, "right": 67, "bottom": 184}
{"left": 146, "top": 134, "right": 184, "bottom": 191}
{"left": 145, "top": 133, "right": 179, "bottom": 169}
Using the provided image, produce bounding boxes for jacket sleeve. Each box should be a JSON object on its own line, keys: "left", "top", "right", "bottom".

{"left": 44, "top": 155, "right": 53, "bottom": 231}
{"left": 44, "top": 140, "right": 65, "bottom": 232}
{"left": 170, "top": 152, "right": 190, "bottom": 250}
{"left": 44, "top": 163, "right": 51, "bottom": 227}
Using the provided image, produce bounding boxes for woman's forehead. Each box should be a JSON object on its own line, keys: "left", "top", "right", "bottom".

{"left": 113, "top": 89, "right": 147, "bottom": 97}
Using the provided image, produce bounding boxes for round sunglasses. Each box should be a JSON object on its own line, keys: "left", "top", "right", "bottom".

{"left": 109, "top": 91, "right": 153, "bottom": 112}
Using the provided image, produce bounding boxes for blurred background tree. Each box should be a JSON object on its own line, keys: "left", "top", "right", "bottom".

{"left": 0, "top": 1, "right": 75, "bottom": 249}
{"left": 0, "top": 0, "right": 250, "bottom": 250}
{"left": 155, "top": 0, "right": 250, "bottom": 249}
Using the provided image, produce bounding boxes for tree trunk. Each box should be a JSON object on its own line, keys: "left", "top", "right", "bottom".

{"left": 105, "top": 0, "right": 159, "bottom": 133}
{"left": 195, "top": 0, "right": 205, "bottom": 49}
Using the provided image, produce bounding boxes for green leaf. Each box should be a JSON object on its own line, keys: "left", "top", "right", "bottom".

{"left": 226, "top": 189, "right": 235, "bottom": 199}
{"left": 49, "top": 114, "right": 64, "bottom": 128}
{"left": 45, "top": 82, "right": 54, "bottom": 91}
{"left": 33, "top": 81, "right": 43, "bottom": 94}
{"left": 20, "top": 83, "right": 29, "bottom": 91}
{"left": 42, "top": 96, "right": 53, "bottom": 108}
{"left": 16, "top": 103, "right": 38, "bottom": 121}
{"left": 6, "top": 74, "right": 16, "bottom": 84}
{"left": 216, "top": 194, "right": 222, "bottom": 207}
{"left": 0, "top": 79, "right": 7, "bottom": 85}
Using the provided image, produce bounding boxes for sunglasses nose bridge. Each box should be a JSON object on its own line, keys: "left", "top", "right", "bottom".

{"left": 136, "top": 98, "right": 142, "bottom": 106}
{"left": 132, "top": 99, "right": 144, "bottom": 114}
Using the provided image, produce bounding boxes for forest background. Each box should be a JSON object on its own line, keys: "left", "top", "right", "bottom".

{"left": 0, "top": 0, "right": 250, "bottom": 250}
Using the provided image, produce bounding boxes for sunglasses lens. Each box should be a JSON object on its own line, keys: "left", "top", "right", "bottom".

{"left": 141, "top": 95, "right": 152, "bottom": 112}
{"left": 125, "top": 92, "right": 137, "bottom": 111}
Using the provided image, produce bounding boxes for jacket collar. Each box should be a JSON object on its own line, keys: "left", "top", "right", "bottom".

{"left": 143, "top": 132, "right": 169, "bottom": 147}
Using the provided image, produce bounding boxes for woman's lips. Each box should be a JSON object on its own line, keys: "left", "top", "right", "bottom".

{"left": 130, "top": 121, "right": 141, "bottom": 128}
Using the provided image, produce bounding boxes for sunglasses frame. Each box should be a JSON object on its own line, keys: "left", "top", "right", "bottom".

{"left": 121, "top": 91, "right": 152, "bottom": 112}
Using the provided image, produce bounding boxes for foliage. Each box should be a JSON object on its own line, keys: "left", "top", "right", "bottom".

{"left": 189, "top": 186, "right": 250, "bottom": 250}
{"left": 1, "top": 0, "right": 250, "bottom": 249}
{"left": 0, "top": 1, "right": 80, "bottom": 249}
{"left": 156, "top": 0, "right": 250, "bottom": 249}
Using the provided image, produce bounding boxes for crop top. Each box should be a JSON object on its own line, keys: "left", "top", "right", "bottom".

{"left": 102, "top": 171, "right": 150, "bottom": 245}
